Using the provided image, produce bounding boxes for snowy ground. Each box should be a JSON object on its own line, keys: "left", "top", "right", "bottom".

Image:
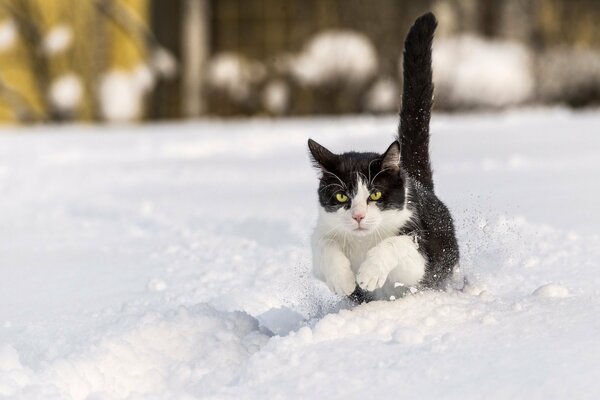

{"left": 1, "top": 110, "right": 599, "bottom": 399}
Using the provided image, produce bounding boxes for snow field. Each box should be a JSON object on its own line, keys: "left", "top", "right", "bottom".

{"left": 0, "top": 111, "right": 599, "bottom": 398}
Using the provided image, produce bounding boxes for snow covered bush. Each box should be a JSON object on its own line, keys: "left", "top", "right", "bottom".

{"left": 205, "top": 53, "right": 266, "bottom": 103}
{"left": 536, "top": 47, "right": 600, "bottom": 107}
{"left": 204, "top": 53, "right": 267, "bottom": 115}
{"left": 262, "top": 79, "right": 290, "bottom": 115}
{"left": 49, "top": 73, "right": 83, "bottom": 114}
{"left": 274, "top": 30, "right": 380, "bottom": 115}
{"left": 0, "top": 19, "right": 17, "bottom": 52}
{"left": 42, "top": 24, "right": 73, "bottom": 55}
{"left": 98, "top": 60, "right": 171, "bottom": 122}
{"left": 288, "top": 30, "right": 378, "bottom": 88}
{"left": 99, "top": 70, "right": 145, "bottom": 122}
{"left": 363, "top": 77, "right": 399, "bottom": 114}
{"left": 429, "top": 35, "right": 534, "bottom": 109}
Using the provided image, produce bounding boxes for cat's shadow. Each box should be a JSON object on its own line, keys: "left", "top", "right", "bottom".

{"left": 254, "top": 295, "right": 368, "bottom": 337}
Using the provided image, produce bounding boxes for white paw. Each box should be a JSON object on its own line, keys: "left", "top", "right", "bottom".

{"left": 357, "top": 258, "right": 389, "bottom": 291}
{"left": 326, "top": 267, "right": 356, "bottom": 296}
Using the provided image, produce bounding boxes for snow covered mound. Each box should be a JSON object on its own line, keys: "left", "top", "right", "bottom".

{"left": 1, "top": 111, "right": 600, "bottom": 398}
{"left": 289, "top": 30, "right": 378, "bottom": 87}
{"left": 205, "top": 53, "right": 266, "bottom": 102}
{"left": 432, "top": 35, "right": 534, "bottom": 108}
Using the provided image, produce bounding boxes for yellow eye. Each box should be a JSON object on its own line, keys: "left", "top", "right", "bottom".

{"left": 370, "top": 191, "right": 382, "bottom": 201}
{"left": 335, "top": 193, "right": 349, "bottom": 203}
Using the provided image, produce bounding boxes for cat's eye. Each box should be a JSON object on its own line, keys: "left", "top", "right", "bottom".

{"left": 335, "top": 193, "right": 349, "bottom": 203}
{"left": 370, "top": 191, "right": 382, "bottom": 201}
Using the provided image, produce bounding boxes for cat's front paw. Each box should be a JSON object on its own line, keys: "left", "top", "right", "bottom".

{"left": 325, "top": 266, "right": 356, "bottom": 296}
{"left": 357, "top": 258, "right": 389, "bottom": 291}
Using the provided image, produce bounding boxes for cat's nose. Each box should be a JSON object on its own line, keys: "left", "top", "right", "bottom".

{"left": 352, "top": 213, "right": 365, "bottom": 223}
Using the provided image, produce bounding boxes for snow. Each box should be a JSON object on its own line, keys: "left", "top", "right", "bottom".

{"left": 133, "top": 63, "right": 156, "bottom": 93}
{"left": 262, "top": 79, "right": 290, "bottom": 115}
{"left": 363, "top": 77, "right": 399, "bottom": 113}
{"left": 49, "top": 73, "right": 83, "bottom": 112}
{"left": 99, "top": 70, "right": 143, "bottom": 122}
{"left": 151, "top": 47, "right": 178, "bottom": 79}
{"left": 432, "top": 35, "right": 534, "bottom": 108}
{"left": 205, "top": 53, "right": 266, "bottom": 102}
{"left": 0, "top": 19, "right": 17, "bottom": 52}
{"left": 532, "top": 283, "right": 570, "bottom": 298}
{"left": 43, "top": 25, "right": 73, "bottom": 55}
{"left": 1, "top": 110, "right": 600, "bottom": 398}
{"left": 289, "top": 30, "right": 378, "bottom": 87}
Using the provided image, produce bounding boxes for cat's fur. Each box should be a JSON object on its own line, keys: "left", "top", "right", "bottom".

{"left": 308, "top": 13, "right": 459, "bottom": 301}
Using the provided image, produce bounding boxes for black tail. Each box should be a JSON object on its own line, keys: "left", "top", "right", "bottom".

{"left": 398, "top": 12, "right": 436, "bottom": 191}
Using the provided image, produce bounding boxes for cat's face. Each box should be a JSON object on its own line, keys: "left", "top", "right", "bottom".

{"left": 308, "top": 139, "right": 407, "bottom": 237}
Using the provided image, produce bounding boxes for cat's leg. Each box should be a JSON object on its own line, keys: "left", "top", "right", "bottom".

{"left": 313, "top": 240, "right": 356, "bottom": 296}
{"left": 357, "top": 235, "right": 426, "bottom": 291}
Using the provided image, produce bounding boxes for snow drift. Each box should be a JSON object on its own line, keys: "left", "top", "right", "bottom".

{"left": 1, "top": 111, "right": 600, "bottom": 398}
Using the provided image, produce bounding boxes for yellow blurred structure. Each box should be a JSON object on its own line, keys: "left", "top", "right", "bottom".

{"left": 0, "top": 0, "right": 599, "bottom": 122}
{"left": 0, "top": 0, "right": 148, "bottom": 122}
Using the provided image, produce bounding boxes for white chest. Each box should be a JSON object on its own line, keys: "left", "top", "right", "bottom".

{"left": 340, "top": 233, "right": 387, "bottom": 273}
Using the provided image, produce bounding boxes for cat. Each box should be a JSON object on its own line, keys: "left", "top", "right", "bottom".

{"left": 308, "top": 12, "right": 459, "bottom": 302}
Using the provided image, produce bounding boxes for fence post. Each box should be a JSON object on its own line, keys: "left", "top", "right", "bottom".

{"left": 182, "top": 0, "right": 210, "bottom": 118}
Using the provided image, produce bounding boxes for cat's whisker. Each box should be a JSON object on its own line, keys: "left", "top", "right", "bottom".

{"left": 319, "top": 183, "right": 345, "bottom": 193}
{"left": 322, "top": 170, "right": 347, "bottom": 189}
{"left": 370, "top": 167, "right": 391, "bottom": 185}
{"left": 322, "top": 224, "right": 340, "bottom": 238}
{"left": 375, "top": 226, "right": 384, "bottom": 243}
{"left": 367, "top": 158, "right": 378, "bottom": 184}
{"left": 357, "top": 171, "right": 368, "bottom": 185}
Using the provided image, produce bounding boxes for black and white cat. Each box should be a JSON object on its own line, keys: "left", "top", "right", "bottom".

{"left": 308, "top": 13, "right": 459, "bottom": 302}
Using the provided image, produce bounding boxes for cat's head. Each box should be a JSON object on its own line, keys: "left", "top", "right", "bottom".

{"left": 308, "top": 139, "right": 409, "bottom": 237}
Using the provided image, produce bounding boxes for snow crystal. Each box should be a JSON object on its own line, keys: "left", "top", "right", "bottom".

{"left": 392, "top": 329, "right": 424, "bottom": 345}
{"left": 480, "top": 315, "right": 498, "bottom": 325}
{"left": 0, "top": 345, "right": 21, "bottom": 371}
{"left": 99, "top": 70, "right": 143, "bottom": 122}
{"left": 462, "top": 281, "right": 487, "bottom": 297}
{"left": 0, "top": 19, "right": 17, "bottom": 52}
{"left": 289, "top": 30, "right": 378, "bottom": 87}
{"left": 43, "top": 24, "right": 73, "bottom": 55}
{"left": 532, "top": 283, "right": 569, "bottom": 298}
{"left": 431, "top": 34, "right": 534, "bottom": 108}
{"left": 256, "top": 307, "right": 305, "bottom": 336}
{"left": 147, "top": 278, "right": 167, "bottom": 292}
{"left": 49, "top": 73, "right": 83, "bottom": 112}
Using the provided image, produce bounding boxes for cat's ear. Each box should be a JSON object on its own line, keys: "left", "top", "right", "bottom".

{"left": 381, "top": 141, "right": 401, "bottom": 171}
{"left": 308, "top": 139, "right": 337, "bottom": 171}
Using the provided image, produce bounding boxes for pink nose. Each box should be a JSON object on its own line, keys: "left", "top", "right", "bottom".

{"left": 352, "top": 213, "right": 365, "bottom": 223}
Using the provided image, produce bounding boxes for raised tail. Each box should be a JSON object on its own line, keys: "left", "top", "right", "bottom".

{"left": 398, "top": 12, "right": 436, "bottom": 191}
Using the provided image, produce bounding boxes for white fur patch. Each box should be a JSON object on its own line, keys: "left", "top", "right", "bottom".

{"left": 312, "top": 177, "right": 420, "bottom": 296}
{"left": 356, "top": 236, "right": 426, "bottom": 291}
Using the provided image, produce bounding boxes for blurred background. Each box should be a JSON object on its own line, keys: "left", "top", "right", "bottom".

{"left": 0, "top": 0, "right": 599, "bottom": 123}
